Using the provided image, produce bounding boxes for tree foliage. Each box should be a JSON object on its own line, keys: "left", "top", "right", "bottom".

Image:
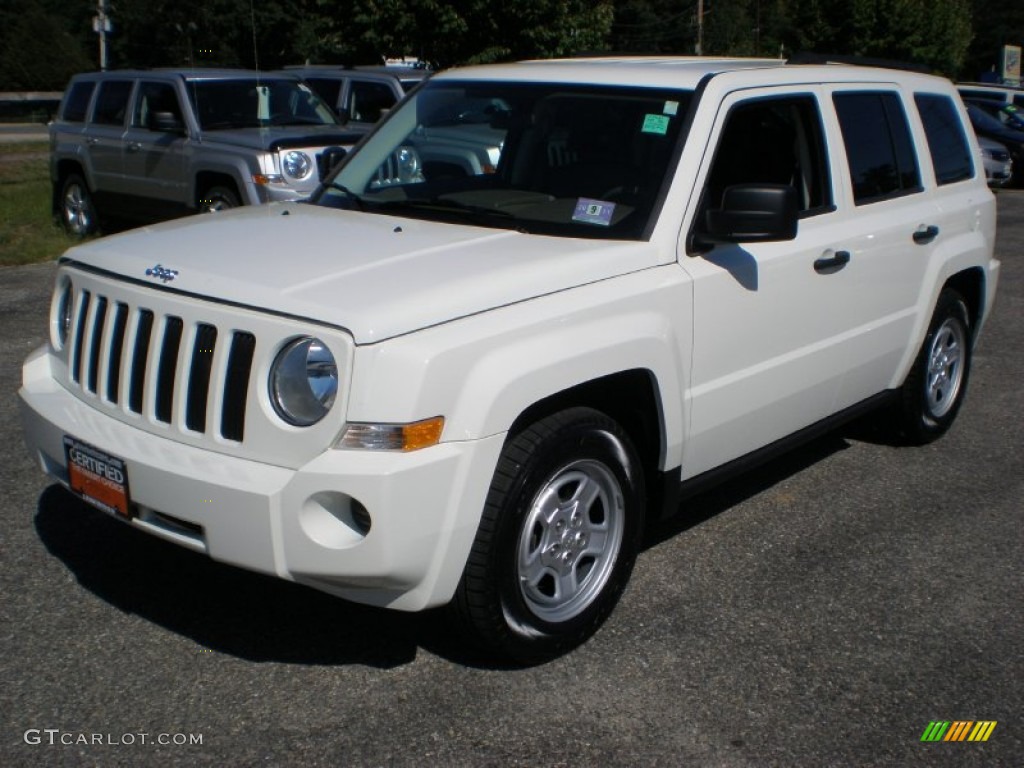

{"left": 0, "top": 0, "right": 1020, "bottom": 90}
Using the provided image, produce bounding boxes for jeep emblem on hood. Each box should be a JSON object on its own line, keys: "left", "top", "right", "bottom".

{"left": 145, "top": 264, "right": 178, "bottom": 283}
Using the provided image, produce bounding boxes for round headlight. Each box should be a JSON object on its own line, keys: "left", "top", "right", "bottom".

{"left": 396, "top": 146, "right": 421, "bottom": 179}
{"left": 270, "top": 337, "right": 338, "bottom": 426}
{"left": 52, "top": 279, "right": 73, "bottom": 351}
{"left": 282, "top": 150, "right": 313, "bottom": 180}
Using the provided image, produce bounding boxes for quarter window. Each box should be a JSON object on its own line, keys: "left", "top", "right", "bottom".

{"left": 833, "top": 92, "right": 921, "bottom": 204}
{"left": 92, "top": 80, "right": 133, "bottom": 126}
{"left": 914, "top": 93, "right": 974, "bottom": 185}
{"left": 61, "top": 82, "right": 95, "bottom": 123}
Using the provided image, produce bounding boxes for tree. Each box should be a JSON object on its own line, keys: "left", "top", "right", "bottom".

{"left": 0, "top": 1, "right": 92, "bottom": 89}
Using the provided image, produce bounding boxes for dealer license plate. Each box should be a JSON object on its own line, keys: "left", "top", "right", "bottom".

{"left": 63, "top": 436, "right": 132, "bottom": 518}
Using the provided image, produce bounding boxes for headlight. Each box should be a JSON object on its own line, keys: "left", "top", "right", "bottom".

{"left": 282, "top": 150, "right": 313, "bottom": 180}
{"left": 395, "top": 146, "right": 421, "bottom": 179}
{"left": 269, "top": 337, "right": 338, "bottom": 426}
{"left": 51, "top": 278, "right": 73, "bottom": 351}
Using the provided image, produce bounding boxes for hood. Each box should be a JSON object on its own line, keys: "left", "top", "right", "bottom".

{"left": 63, "top": 204, "right": 666, "bottom": 344}
{"left": 198, "top": 125, "right": 363, "bottom": 151}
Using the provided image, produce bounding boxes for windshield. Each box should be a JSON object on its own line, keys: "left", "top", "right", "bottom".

{"left": 187, "top": 78, "right": 338, "bottom": 130}
{"left": 312, "top": 80, "right": 692, "bottom": 240}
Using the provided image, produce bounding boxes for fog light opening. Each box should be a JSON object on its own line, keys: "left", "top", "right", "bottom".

{"left": 300, "top": 492, "right": 372, "bottom": 549}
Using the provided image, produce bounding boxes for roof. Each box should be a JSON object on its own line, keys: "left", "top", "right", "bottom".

{"left": 72, "top": 68, "right": 304, "bottom": 82}
{"left": 433, "top": 56, "right": 953, "bottom": 91}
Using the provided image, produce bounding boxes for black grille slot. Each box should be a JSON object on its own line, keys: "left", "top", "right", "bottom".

{"left": 106, "top": 303, "right": 128, "bottom": 403}
{"left": 86, "top": 297, "right": 107, "bottom": 393}
{"left": 221, "top": 332, "right": 255, "bottom": 441}
{"left": 128, "top": 310, "right": 154, "bottom": 414}
{"left": 155, "top": 317, "right": 183, "bottom": 424}
{"left": 71, "top": 291, "right": 91, "bottom": 384}
{"left": 185, "top": 324, "right": 218, "bottom": 433}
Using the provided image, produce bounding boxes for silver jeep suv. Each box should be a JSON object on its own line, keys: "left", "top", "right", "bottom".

{"left": 51, "top": 68, "right": 362, "bottom": 235}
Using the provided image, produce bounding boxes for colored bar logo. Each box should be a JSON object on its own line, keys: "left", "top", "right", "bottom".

{"left": 921, "top": 721, "right": 997, "bottom": 742}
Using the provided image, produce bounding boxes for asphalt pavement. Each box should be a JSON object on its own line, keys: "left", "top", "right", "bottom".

{"left": 1, "top": 193, "right": 1022, "bottom": 766}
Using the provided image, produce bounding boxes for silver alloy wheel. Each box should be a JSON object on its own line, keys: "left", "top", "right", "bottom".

{"left": 516, "top": 458, "right": 625, "bottom": 624}
{"left": 62, "top": 181, "right": 93, "bottom": 235}
{"left": 925, "top": 316, "right": 966, "bottom": 419}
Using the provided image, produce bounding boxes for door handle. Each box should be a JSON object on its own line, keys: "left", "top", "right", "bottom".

{"left": 86, "top": 137, "right": 99, "bottom": 146}
{"left": 813, "top": 250, "right": 850, "bottom": 274}
{"left": 913, "top": 225, "right": 939, "bottom": 245}
{"left": 126, "top": 141, "right": 142, "bottom": 152}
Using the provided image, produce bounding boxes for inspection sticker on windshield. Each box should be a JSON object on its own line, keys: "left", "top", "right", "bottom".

{"left": 642, "top": 114, "right": 670, "bottom": 135}
{"left": 573, "top": 199, "right": 615, "bottom": 226}
{"left": 64, "top": 436, "right": 132, "bottom": 518}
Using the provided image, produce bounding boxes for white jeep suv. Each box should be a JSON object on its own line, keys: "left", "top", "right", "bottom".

{"left": 21, "top": 57, "right": 999, "bottom": 663}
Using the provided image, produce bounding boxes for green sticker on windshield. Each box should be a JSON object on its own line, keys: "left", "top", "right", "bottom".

{"left": 642, "top": 114, "right": 670, "bottom": 135}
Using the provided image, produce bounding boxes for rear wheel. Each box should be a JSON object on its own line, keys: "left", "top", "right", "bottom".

{"left": 453, "top": 407, "right": 645, "bottom": 664}
{"left": 898, "top": 288, "right": 972, "bottom": 443}
{"left": 198, "top": 185, "right": 240, "bottom": 213}
{"left": 60, "top": 174, "right": 98, "bottom": 236}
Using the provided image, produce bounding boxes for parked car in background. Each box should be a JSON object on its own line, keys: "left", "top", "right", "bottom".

{"left": 282, "top": 65, "right": 432, "bottom": 143}
{"left": 966, "top": 97, "right": 1024, "bottom": 132}
{"left": 957, "top": 82, "right": 1024, "bottom": 108}
{"left": 963, "top": 101, "right": 1024, "bottom": 186}
{"left": 978, "top": 136, "right": 1014, "bottom": 188}
{"left": 50, "top": 69, "right": 361, "bottom": 235}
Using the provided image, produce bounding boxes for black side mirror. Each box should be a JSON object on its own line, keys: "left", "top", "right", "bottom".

{"left": 151, "top": 111, "right": 185, "bottom": 134}
{"left": 317, "top": 146, "right": 348, "bottom": 181}
{"left": 703, "top": 184, "right": 798, "bottom": 243}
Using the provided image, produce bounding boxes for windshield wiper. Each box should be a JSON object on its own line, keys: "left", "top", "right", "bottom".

{"left": 370, "top": 197, "right": 516, "bottom": 220}
{"left": 324, "top": 182, "right": 365, "bottom": 210}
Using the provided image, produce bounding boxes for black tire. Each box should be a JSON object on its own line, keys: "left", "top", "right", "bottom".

{"left": 198, "top": 185, "right": 240, "bottom": 213}
{"left": 898, "top": 288, "right": 972, "bottom": 444}
{"left": 453, "top": 407, "right": 645, "bottom": 664}
{"left": 59, "top": 173, "right": 98, "bottom": 236}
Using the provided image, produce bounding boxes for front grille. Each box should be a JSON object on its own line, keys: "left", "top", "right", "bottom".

{"left": 67, "top": 289, "right": 255, "bottom": 442}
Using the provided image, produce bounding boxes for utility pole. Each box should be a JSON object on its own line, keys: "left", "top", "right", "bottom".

{"left": 93, "top": 0, "right": 112, "bottom": 70}
{"left": 695, "top": 0, "right": 704, "bottom": 56}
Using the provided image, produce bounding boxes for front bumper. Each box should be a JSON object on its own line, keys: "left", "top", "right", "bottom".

{"left": 19, "top": 346, "right": 504, "bottom": 611}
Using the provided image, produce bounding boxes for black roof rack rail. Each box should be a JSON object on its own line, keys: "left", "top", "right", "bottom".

{"left": 787, "top": 51, "right": 931, "bottom": 74}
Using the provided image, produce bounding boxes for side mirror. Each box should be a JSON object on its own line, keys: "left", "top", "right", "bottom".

{"left": 703, "top": 184, "right": 798, "bottom": 243}
{"left": 317, "top": 146, "right": 348, "bottom": 181}
{"left": 151, "top": 111, "right": 185, "bottom": 134}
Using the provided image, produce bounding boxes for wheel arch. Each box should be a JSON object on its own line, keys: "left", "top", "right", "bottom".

{"left": 942, "top": 266, "right": 986, "bottom": 339}
{"left": 506, "top": 369, "right": 667, "bottom": 514}
{"left": 193, "top": 170, "right": 242, "bottom": 209}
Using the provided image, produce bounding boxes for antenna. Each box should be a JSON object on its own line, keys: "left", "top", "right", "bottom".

{"left": 250, "top": 0, "right": 260, "bottom": 73}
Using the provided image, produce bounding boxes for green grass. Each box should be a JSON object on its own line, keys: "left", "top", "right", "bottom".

{"left": 0, "top": 142, "right": 81, "bottom": 266}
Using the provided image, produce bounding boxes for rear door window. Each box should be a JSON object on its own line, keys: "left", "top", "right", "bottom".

{"left": 914, "top": 93, "right": 974, "bottom": 185}
{"left": 833, "top": 91, "right": 921, "bottom": 204}
{"left": 92, "top": 80, "right": 133, "bottom": 126}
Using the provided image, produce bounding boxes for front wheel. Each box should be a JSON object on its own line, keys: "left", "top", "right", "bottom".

{"left": 897, "top": 288, "right": 972, "bottom": 443}
{"left": 198, "top": 185, "right": 240, "bottom": 213}
{"left": 453, "top": 407, "right": 645, "bottom": 664}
